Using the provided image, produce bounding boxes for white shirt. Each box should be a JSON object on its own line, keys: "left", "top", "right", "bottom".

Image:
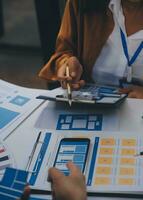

{"left": 92, "top": 0, "right": 143, "bottom": 86}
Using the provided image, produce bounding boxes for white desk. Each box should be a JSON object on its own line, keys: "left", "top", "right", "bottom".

{"left": 4, "top": 98, "right": 143, "bottom": 200}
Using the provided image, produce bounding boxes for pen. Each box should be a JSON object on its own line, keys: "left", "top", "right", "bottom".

{"left": 26, "top": 131, "right": 42, "bottom": 171}
{"left": 36, "top": 96, "right": 55, "bottom": 101}
{"left": 66, "top": 65, "right": 72, "bottom": 106}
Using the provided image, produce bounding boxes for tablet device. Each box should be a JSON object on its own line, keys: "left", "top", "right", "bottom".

{"left": 36, "top": 84, "right": 127, "bottom": 107}
{"left": 56, "top": 84, "right": 127, "bottom": 107}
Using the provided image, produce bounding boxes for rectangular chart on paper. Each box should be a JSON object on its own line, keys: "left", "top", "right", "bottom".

{"left": 56, "top": 114, "right": 103, "bottom": 131}
{"left": 87, "top": 135, "right": 143, "bottom": 192}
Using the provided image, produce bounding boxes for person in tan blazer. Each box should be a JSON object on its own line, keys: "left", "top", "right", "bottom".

{"left": 39, "top": 0, "right": 143, "bottom": 99}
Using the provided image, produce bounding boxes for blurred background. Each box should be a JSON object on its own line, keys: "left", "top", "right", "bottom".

{"left": 0, "top": 0, "right": 66, "bottom": 89}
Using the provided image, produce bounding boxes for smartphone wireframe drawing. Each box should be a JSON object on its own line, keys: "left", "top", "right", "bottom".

{"left": 53, "top": 138, "right": 90, "bottom": 175}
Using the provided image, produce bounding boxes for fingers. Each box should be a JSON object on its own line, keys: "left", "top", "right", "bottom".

{"left": 119, "top": 88, "right": 132, "bottom": 94}
{"left": 48, "top": 167, "right": 64, "bottom": 183}
{"left": 60, "top": 80, "right": 67, "bottom": 89}
{"left": 57, "top": 57, "right": 83, "bottom": 89}
{"left": 49, "top": 162, "right": 83, "bottom": 179}
{"left": 66, "top": 162, "right": 82, "bottom": 177}
{"left": 119, "top": 87, "right": 140, "bottom": 98}
{"left": 119, "top": 88, "right": 137, "bottom": 98}
{"left": 127, "top": 92, "right": 137, "bottom": 98}
{"left": 57, "top": 63, "right": 66, "bottom": 80}
{"left": 71, "top": 71, "right": 76, "bottom": 78}
{"left": 20, "top": 186, "right": 30, "bottom": 200}
{"left": 61, "top": 80, "right": 85, "bottom": 90}
{"left": 72, "top": 80, "right": 85, "bottom": 90}
{"left": 57, "top": 64, "right": 72, "bottom": 82}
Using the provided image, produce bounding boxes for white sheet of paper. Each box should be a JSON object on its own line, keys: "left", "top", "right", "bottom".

{"left": 34, "top": 101, "right": 120, "bottom": 132}
{"left": 29, "top": 130, "right": 143, "bottom": 195}
{"left": 0, "top": 79, "right": 44, "bottom": 139}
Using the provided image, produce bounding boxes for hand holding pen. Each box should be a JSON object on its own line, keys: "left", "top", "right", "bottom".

{"left": 56, "top": 57, "right": 85, "bottom": 90}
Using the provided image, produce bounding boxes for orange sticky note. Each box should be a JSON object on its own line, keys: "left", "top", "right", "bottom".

{"left": 96, "top": 166, "right": 112, "bottom": 175}
{"left": 120, "top": 158, "right": 136, "bottom": 165}
{"left": 121, "top": 139, "right": 136, "bottom": 146}
{"left": 97, "top": 157, "right": 113, "bottom": 165}
{"left": 95, "top": 177, "right": 111, "bottom": 185}
{"left": 100, "top": 138, "right": 115, "bottom": 146}
{"left": 119, "top": 167, "right": 135, "bottom": 176}
{"left": 99, "top": 148, "right": 114, "bottom": 155}
{"left": 120, "top": 148, "right": 136, "bottom": 156}
{"left": 118, "top": 178, "right": 134, "bottom": 185}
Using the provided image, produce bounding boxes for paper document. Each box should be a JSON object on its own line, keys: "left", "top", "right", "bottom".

{"left": 0, "top": 79, "right": 44, "bottom": 139}
{"left": 27, "top": 130, "right": 143, "bottom": 195}
{"left": 35, "top": 102, "right": 120, "bottom": 131}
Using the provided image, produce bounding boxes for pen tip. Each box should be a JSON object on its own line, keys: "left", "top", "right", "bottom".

{"left": 69, "top": 100, "right": 72, "bottom": 106}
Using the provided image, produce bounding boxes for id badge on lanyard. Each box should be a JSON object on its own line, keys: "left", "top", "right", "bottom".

{"left": 120, "top": 28, "right": 143, "bottom": 82}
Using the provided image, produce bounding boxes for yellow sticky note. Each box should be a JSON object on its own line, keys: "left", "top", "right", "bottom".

{"left": 99, "top": 148, "right": 114, "bottom": 155}
{"left": 100, "top": 138, "right": 115, "bottom": 146}
{"left": 121, "top": 139, "right": 136, "bottom": 146}
{"left": 120, "top": 148, "right": 136, "bottom": 156}
{"left": 97, "top": 157, "right": 113, "bottom": 165}
{"left": 120, "top": 158, "right": 136, "bottom": 165}
{"left": 119, "top": 167, "right": 135, "bottom": 176}
{"left": 96, "top": 166, "right": 112, "bottom": 175}
{"left": 118, "top": 178, "right": 134, "bottom": 185}
{"left": 95, "top": 177, "right": 111, "bottom": 185}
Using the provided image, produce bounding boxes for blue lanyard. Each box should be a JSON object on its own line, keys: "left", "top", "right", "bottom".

{"left": 120, "top": 28, "right": 143, "bottom": 66}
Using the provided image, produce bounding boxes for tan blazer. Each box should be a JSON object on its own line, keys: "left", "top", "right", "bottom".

{"left": 39, "top": 0, "right": 114, "bottom": 82}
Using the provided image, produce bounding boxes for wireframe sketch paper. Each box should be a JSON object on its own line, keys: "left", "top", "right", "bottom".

{"left": 27, "top": 130, "right": 143, "bottom": 195}
{"left": 0, "top": 79, "right": 44, "bottom": 139}
{"left": 35, "top": 95, "right": 120, "bottom": 132}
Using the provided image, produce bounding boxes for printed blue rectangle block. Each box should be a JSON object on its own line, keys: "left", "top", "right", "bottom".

{"left": 0, "top": 107, "right": 20, "bottom": 129}
{"left": 73, "top": 155, "right": 85, "bottom": 162}
{"left": 16, "top": 170, "right": 28, "bottom": 182}
{"left": 10, "top": 95, "right": 30, "bottom": 106}
{"left": 0, "top": 168, "right": 17, "bottom": 187}
{"left": 0, "top": 194, "right": 16, "bottom": 200}
{"left": 0, "top": 186, "right": 22, "bottom": 197}
{"left": 75, "top": 146, "right": 87, "bottom": 153}
{"left": 0, "top": 168, "right": 29, "bottom": 200}
{"left": 13, "top": 182, "right": 26, "bottom": 190}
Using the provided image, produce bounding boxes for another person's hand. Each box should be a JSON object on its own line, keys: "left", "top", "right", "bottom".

{"left": 57, "top": 56, "right": 85, "bottom": 90}
{"left": 119, "top": 85, "right": 143, "bottom": 99}
{"left": 18, "top": 186, "right": 30, "bottom": 200}
{"left": 48, "top": 162, "right": 87, "bottom": 200}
